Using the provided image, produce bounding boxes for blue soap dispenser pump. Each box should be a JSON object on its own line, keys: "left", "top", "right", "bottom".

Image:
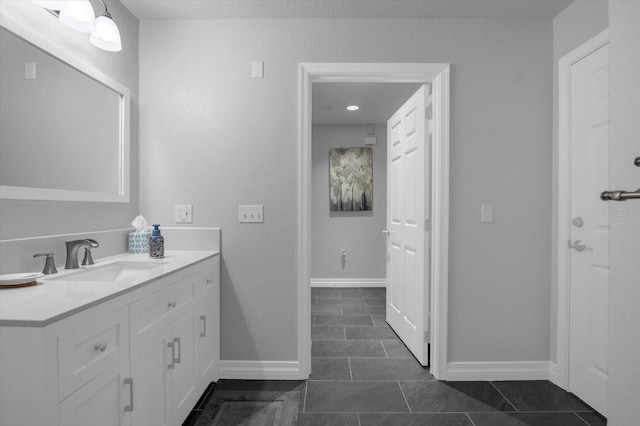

{"left": 150, "top": 224, "right": 165, "bottom": 258}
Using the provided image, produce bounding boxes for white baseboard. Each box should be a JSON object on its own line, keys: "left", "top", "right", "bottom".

{"left": 446, "top": 361, "right": 552, "bottom": 381}
{"left": 311, "top": 278, "right": 386, "bottom": 288}
{"left": 548, "top": 361, "right": 558, "bottom": 385}
{"left": 219, "top": 360, "right": 303, "bottom": 380}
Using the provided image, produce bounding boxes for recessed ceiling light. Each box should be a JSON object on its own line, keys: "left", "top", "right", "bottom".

{"left": 346, "top": 105, "right": 360, "bottom": 111}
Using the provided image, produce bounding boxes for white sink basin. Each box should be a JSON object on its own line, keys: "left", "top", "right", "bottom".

{"left": 49, "top": 261, "right": 168, "bottom": 282}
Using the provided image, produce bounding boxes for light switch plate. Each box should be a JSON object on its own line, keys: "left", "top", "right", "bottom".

{"left": 481, "top": 204, "right": 493, "bottom": 223}
{"left": 239, "top": 205, "right": 264, "bottom": 223}
{"left": 175, "top": 205, "right": 193, "bottom": 223}
{"left": 252, "top": 61, "right": 264, "bottom": 79}
{"left": 24, "top": 62, "right": 36, "bottom": 80}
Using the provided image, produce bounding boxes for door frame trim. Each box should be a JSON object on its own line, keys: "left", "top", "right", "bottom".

{"left": 556, "top": 29, "right": 608, "bottom": 390}
{"left": 298, "top": 63, "right": 450, "bottom": 380}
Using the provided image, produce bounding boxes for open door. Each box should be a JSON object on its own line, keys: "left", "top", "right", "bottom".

{"left": 385, "top": 85, "right": 431, "bottom": 366}
{"left": 567, "top": 40, "right": 609, "bottom": 416}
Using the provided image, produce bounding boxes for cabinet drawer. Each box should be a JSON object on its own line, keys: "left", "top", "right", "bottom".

{"left": 195, "top": 258, "right": 219, "bottom": 297}
{"left": 195, "top": 272, "right": 217, "bottom": 298}
{"left": 130, "top": 279, "right": 194, "bottom": 349}
{"left": 58, "top": 307, "right": 128, "bottom": 401}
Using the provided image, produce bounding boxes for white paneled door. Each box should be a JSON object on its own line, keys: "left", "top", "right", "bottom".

{"left": 385, "top": 85, "right": 431, "bottom": 366}
{"left": 568, "top": 42, "right": 609, "bottom": 416}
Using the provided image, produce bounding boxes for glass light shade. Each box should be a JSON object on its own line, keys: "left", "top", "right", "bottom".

{"left": 90, "top": 14, "right": 122, "bottom": 52}
{"left": 31, "top": 1, "right": 65, "bottom": 10}
{"left": 58, "top": 0, "right": 95, "bottom": 33}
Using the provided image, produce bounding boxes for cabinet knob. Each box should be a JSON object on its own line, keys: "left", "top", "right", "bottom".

{"left": 94, "top": 342, "right": 107, "bottom": 352}
{"left": 168, "top": 301, "right": 176, "bottom": 308}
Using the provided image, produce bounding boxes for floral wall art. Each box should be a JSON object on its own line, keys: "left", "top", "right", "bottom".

{"left": 329, "top": 147, "right": 373, "bottom": 211}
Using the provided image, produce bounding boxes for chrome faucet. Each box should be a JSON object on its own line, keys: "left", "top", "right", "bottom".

{"left": 65, "top": 239, "right": 99, "bottom": 269}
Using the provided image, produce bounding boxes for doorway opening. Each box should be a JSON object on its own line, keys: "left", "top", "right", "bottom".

{"left": 297, "top": 63, "right": 451, "bottom": 380}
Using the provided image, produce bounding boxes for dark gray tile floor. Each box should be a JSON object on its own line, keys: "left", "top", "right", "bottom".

{"left": 184, "top": 287, "right": 607, "bottom": 425}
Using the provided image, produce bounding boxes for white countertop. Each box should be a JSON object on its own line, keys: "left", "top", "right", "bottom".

{"left": 0, "top": 250, "right": 219, "bottom": 327}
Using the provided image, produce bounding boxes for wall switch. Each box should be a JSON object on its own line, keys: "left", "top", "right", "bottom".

{"left": 252, "top": 61, "right": 264, "bottom": 79}
{"left": 239, "top": 205, "right": 264, "bottom": 223}
{"left": 481, "top": 204, "right": 493, "bottom": 223}
{"left": 24, "top": 62, "right": 36, "bottom": 80}
{"left": 175, "top": 205, "right": 193, "bottom": 223}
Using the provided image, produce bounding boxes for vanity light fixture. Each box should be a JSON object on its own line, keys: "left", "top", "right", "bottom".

{"left": 58, "top": 0, "right": 95, "bottom": 33}
{"left": 31, "top": 0, "right": 122, "bottom": 52}
{"left": 90, "top": 1, "right": 122, "bottom": 52}
{"left": 346, "top": 105, "right": 360, "bottom": 111}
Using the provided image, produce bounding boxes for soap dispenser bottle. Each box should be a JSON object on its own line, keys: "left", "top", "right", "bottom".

{"left": 149, "top": 224, "right": 165, "bottom": 258}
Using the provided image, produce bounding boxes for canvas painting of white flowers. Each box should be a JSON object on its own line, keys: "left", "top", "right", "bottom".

{"left": 329, "top": 147, "right": 373, "bottom": 211}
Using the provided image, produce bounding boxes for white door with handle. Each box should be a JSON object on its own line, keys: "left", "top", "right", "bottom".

{"left": 385, "top": 84, "right": 431, "bottom": 366}
{"left": 568, "top": 41, "right": 609, "bottom": 416}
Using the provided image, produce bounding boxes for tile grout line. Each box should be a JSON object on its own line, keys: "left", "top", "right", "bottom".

{"left": 302, "top": 381, "right": 309, "bottom": 413}
{"left": 381, "top": 340, "right": 390, "bottom": 358}
{"left": 489, "top": 381, "right": 519, "bottom": 412}
{"left": 357, "top": 412, "right": 362, "bottom": 426}
{"left": 573, "top": 412, "right": 593, "bottom": 426}
{"left": 397, "top": 381, "right": 412, "bottom": 413}
{"left": 465, "top": 412, "right": 478, "bottom": 426}
{"left": 343, "top": 326, "right": 347, "bottom": 341}
{"left": 348, "top": 357, "right": 353, "bottom": 381}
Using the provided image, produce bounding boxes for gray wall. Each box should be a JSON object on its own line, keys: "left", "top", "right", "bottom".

{"left": 608, "top": 1, "right": 640, "bottom": 423}
{"left": 550, "top": 0, "right": 608, "bottom": 362}
{"left": 312, "top": 124, "right": 387, "bottom": 280}
{"left": 0, "top": 0, "right": 139, "bottom": 242}
{"left": 140, "top": 17, "right": 553, "bottom": 363}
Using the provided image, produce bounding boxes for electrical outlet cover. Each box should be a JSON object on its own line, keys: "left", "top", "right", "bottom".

{"left": 175, "top": 205, "right": 193, "bottom": 223}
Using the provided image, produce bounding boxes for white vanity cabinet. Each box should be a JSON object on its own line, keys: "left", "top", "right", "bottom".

{"left": 0, "top": 253, "right": 220, "bottom": 426}
{"left": 129, "top": 267, "right": 217, "bottom": 426}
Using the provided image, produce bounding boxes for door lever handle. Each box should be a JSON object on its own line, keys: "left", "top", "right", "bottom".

{"left": 569, "top": 240, "right": 588, "bottom": 252}
{"left": 601, "top": 189, "right": 640, "bottom": 201}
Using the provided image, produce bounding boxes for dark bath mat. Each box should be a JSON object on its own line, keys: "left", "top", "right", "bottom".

{"left": 194, "top": 390, "right": 300, "bottom": 426}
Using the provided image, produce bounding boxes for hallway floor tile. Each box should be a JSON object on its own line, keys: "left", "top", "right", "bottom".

{"left": 184, "top": 287, "right": 607, "bottom": 425}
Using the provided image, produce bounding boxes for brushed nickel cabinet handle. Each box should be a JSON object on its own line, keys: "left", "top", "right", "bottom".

{"left": 167, "top": 341, "right": 175, "bottom": 369}
{"left": 173, "top": 337, "right": 181, "bottom": 364}
{"left": 200, "top": 315, "right": 206, "bottom": 337}
{"left": 124, "top": 378, "right": 134, "bottom": 412}
{"left": 94, "top": 342, "right": 107, "bottom": 352}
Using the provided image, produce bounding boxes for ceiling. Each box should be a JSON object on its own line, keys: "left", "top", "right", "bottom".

{"left": 312, "top": 82, "right": 423, "bottom": 125}
{"left": 121, "top": 0, "right": 573, "bottom": 20}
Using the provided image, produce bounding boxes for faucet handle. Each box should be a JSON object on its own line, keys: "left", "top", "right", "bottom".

{"left": 33, "top": 253, "right": 58, "bottom": 275}
{"left": 81, "top": 247, "right": 95, "bottom": 266}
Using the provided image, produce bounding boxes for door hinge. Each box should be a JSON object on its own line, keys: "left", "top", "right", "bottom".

{"left": 425, "top": 106, "right": 432, "bottom": 120}
{"left": 424, "top": 330, "right": 430, "bottom": 343}
{"left": 425, "top": 219, "right": 431, "bottom": 232}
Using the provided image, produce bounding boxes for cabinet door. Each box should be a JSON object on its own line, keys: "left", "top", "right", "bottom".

{"left": 196, "top": 292, "right": 220, "bottom": 388}
{"left": 170, "top": 309, "right": 198, "bottom": 425}
{"left": 130, "top": 329, "right": 171, "bottom": 426}
{"left": 59, "top": 362, "right": 131, "bottom": 426}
